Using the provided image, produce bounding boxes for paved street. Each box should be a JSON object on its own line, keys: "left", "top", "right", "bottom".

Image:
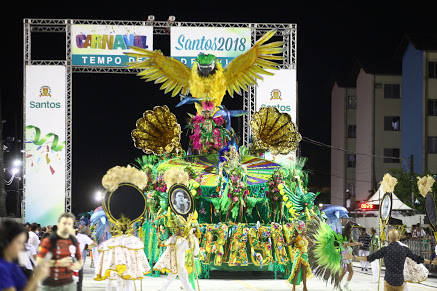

{"left": 82, "top": 258, "right": 437, "bottom": 291}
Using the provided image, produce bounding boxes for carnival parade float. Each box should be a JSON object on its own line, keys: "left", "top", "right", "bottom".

{"left": 92, "top": 29, "right": 349, "bottom": 288}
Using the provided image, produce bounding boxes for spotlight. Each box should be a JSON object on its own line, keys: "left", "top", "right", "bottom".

{"left": 12, "top": 168, "right": 19, "bottom": 174}
{"left": 13, "top": 159, "right": 22, "bottom": 167}
{"left": 147, "top": 15, "right": 155, "bottom": 25}
{"left": 167, "top": 15, "right": 176, "bottom": 23}
{"left": 95, "top": 191, "right": 103, "bottom": 201}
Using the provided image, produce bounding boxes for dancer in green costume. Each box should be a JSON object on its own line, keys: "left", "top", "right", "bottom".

{"left": 286, "top": 220, "right": 313, "bottom": 291}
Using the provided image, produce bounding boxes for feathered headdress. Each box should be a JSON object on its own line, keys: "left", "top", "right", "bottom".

{"left": 163, "top": 167, "right": 189, "bottom": 190}
{"left": 102, "top": 165, "right": 148, "bottom": 192}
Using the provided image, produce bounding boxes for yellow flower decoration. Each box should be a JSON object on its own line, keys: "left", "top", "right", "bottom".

{"left": 286, "top": 202, "right": 293, "bottom": 208}
{"left": 278, "top": 184, "right": 284, "bottom": 190}
{"left": 288, "top": 207, "right": 297, "bottom": 218}
{"left": 283, "top": 195, "right": 289, "bottom": 202}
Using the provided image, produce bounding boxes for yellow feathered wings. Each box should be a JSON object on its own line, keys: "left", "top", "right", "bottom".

{"left": 124, "top": 30, "right": 284, "bottom": 110}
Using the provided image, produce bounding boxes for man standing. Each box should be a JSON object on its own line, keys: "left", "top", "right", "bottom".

{"left": 369, "top": 227, "right": 380, "bottom": 283}
{"left": 75, "top": 226, "right": 97, "bottom": 291}
{"left": 37, "top": 213, "right": 83, "bottom": 291}
{"left": 28, "top": 222, "right": 40, "bottom": 251}
{"left": 355, "top": 229, "right": 432, "bottom": 291}
{"left": 358, "top": 228, "right": 371, "bottom": 271}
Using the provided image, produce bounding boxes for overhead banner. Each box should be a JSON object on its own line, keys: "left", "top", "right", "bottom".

{"left": 170, "top": 26, "right": 251, "bottom": 67}
{"left": 256, "top": 69, "right": 298, "bottom": 165}
{"left": 24, "top": 65, "right": 66, "bottom": 226}
{"left": 71, "top": 24, "right": 153, "bottom": 67}
{"left": 256, "top": 69, "right": 297, "bottom": 123}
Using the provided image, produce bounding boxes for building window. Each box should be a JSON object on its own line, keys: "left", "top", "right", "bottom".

{"left": 384, "top": 116, "right": 401, "bottom": 131}
{"left": 384, "top": 84, "right": 400, "bottom": 99}
{"left": 347, "top": 96, "right": 357, "bottom": 109}
{"left": 384, "top": 148, "right": 400, "bottom": 163}
{"left": 428, "top": 61, "right": 437, "bottom": 78}
{"left": 347, "top": 154, "right": 356, "bottom": 167}
{"left": 428, "top": 99, "right": 437, "bottom": 116}
{"left": 348, "top": 125, "right": 356, "bottom": 138}
{"left": 429, "top": 137, "right": 437, "bottom": 154}
{"left": 347, "top": 184, "right": 356, "bottom": 197}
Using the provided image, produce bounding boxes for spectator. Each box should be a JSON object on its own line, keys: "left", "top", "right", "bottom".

{"left": 0, "top": 219, "right": 49, "bottom": 291}
{"left": 46, "top": 225, "right": 53, "bottom": 234}
{"left": 17, "top": 231, "right": 37, "bottom": 278}
{"left": 24, "top": 223, "right": 31, "bottom": 233}
{"left": 411, "top": 225, "right": 417, "bottom": 238}
{"left": 358, "top": 228, "right": 371, "bottom": 272}
{"left": 75, "top": 226, "right": 97, "bottom": 291}
{"left": 369, "top": 227, "right": 381, "bottom": 283}
{"left": 28, "top": 223, "right": 40, "bottom": 251}
{"left": 417, "top": 226, "right": 426, "bottom": 239}
{"left": 37, "top": 213, "right": 83, "bottom": 291}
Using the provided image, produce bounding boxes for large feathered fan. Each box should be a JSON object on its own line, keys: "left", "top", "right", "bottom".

{"left": 131, "top": 105, "right": 183, "bottom": 156}
{"left": 250, "top": 107, "right": 301, "bottom": 155}
{"left": 306, "top": 217, "right": 344, "bottom": 290}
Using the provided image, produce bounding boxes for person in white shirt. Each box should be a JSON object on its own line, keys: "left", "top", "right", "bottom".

{"left": 76, "top": 226, "right": 98, "bottom": 291}
{"left": 28, "top": 223, "right": 40, "bottom": 251}
{"left": 18, "top": 231, "right": 38, "bottom": 273}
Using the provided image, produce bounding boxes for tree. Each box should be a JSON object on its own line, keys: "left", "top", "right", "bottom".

{"left": 388, "top": 168, "right": 437, "bottom": 214}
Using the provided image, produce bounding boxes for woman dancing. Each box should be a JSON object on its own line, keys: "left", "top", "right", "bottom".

{"left": 338, "top": 223, "right": 362, "bottom": 291}
{"left": 285, "top": 220, "right": 313, "bottom": 291}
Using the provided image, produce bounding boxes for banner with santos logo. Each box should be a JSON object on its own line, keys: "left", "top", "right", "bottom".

{"left": 255, "top": 69, "right": 297, "bottom": 166}
{"left": 24, "top": 65, "right": 66, "bottom": 226}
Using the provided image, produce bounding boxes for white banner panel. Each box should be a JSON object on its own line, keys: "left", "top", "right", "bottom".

{"left": 24, "top": 65, "right": 66, "bottom": 226}
{"left": 256, "top": 69, "right": 297, "bottom": 165}
{"left": 170, "top": 26, "right": 251, "bottom": 67}
{"left": 255, "top": 69, "right": 297, "bottom": 123}
{"left": 71, "top": 25, "right": 153, "bottom": 67}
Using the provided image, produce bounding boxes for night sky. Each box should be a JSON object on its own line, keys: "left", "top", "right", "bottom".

{"left": 2, "top": 2, "right": 435, "bottom": 215}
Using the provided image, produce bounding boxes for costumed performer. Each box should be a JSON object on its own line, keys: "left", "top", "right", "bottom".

{"left": 186, "top": 225, "right": 201, "bottom": 291}
{"left": 94, "top": 165, "right": 152, "bottom": 291}
{"left": 338, "top": 222, "right": 363, "bottom": 291}
{"left": 285, "top": 220, "right": 313, "bottom": 291}
{"left": 90, "top": 206, "right": 111, "bottom": 269}
{"left": 153, "top": 225, "right": 196, "bottom": 291}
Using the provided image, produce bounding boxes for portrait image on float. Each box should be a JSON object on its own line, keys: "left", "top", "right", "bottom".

{"left": 168, "top": 183, "right": 194, "bottom": 219}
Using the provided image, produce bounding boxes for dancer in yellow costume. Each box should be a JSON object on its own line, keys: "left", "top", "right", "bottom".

{"left": 286, "top": 220, "right": 313, "bottom": 291}
{"left": 153, "top": 226, "right": 195, "bottom": 291}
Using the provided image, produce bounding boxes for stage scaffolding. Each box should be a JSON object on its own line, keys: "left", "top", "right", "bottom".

{"left": 23, "top": 18, "right": 297, "bottom": 217}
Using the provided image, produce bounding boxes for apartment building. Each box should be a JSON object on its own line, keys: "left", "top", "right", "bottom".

{"left": 331, "top": 60, "right": 403, "bottom": 207}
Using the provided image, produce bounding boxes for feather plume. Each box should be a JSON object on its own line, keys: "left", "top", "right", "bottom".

{"left": 381, "top": 173, "right": 397, "bottom": 193}
{"left": 163, "top": 168, "right": 189, "bottom": 190}
{"left": 417, "top": 175, "right": 435, "bottom": 198}
{"left": 102, "top": 165, "right": 148, "bottom": 192}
